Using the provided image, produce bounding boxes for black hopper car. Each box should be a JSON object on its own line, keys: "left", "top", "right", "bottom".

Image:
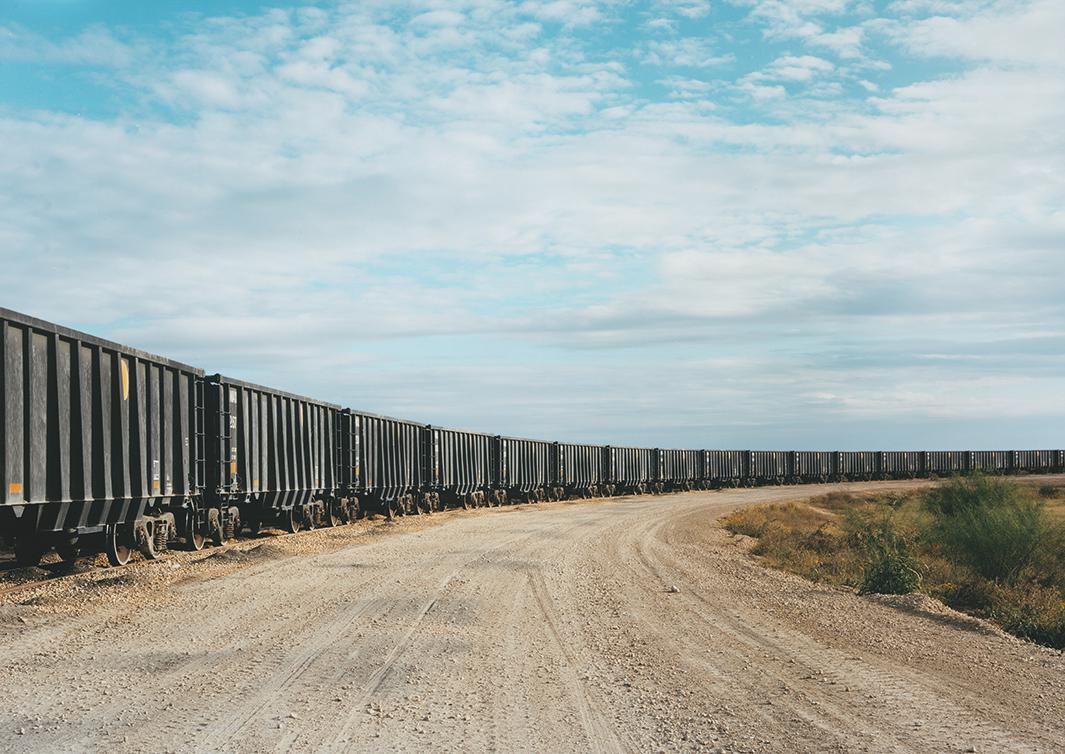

{"left": 2, "top": 308, "right": 1062, "bottom": 566}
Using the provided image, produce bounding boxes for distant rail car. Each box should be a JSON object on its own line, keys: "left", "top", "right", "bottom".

{"left": 2, "top": 307, "right": 1062, "bottom": 566}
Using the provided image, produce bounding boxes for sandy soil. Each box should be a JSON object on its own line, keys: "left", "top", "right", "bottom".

{"left": 1, "top": 480, "right": 1063, "bottom": 754}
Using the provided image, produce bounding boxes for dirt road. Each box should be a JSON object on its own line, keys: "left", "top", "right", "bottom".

{"left": 1, "top": 482, "right": 1063, "bottom": 753}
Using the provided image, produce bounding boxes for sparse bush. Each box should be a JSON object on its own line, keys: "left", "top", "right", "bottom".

{"left": 814, "top": 491, "right": 858, "bottom": 511}
{"left": 989, "top": 583, "right": 1065, "bottom": 649}
{"left": 722, "top": 503, "right": 827, "bottom": 539}
{"left": 722, "top": 508, "right": 771, "bottom": 538}
{"left": 1038, "top": 484, "right": 1057, "bottom": 499}
{"left": 845, "top": 511, "right": 923, "bottom": 595}
{"left": 924, "top": 472, "right": 1021, "bottom": 518}
{"left": 860, "top": 552, "right": 923, "bottom": 595}
{"left": 927, "top": 477, "right": 1051, "bottom": 583}
{"left": 718, "top": 483, "right": 1065, "bottom": 649}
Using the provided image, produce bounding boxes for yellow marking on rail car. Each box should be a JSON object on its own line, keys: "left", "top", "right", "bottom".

{"left": 8, "top": 482, "right": 22, "bottom": 495}
{"left": 120, "top": 359, "right": 130, "bottom": 401}
{"left": 230, "top": 461, "right": 237, "bottom": 475}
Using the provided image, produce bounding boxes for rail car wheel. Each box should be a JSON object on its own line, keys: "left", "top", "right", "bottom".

{"left": 105, "top": 526, "right": 133, "bottom": 567}
{"left": 324, "top": 501, "right": 340, "bottom": 528}
{"left": 14, "top": 538, "right": 44, "bottom": 568}
{"left": 285, "top": 507, "right": 302, "bottom": 534}
{"left": 138, "top": 522, "right": 160, "bottom": 560}
{"left": 184, "top": 511, "right": 206, "bottom": 551}
{"left": 209, "top": 509, "right": 226, "bottom": 545}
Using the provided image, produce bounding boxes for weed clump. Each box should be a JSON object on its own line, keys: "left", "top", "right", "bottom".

{"left": 844, "top": 511, "right": 922, "bottom": 595}
{"left": 720, "top": 474, "right": 1065, "bottom": 649}
{"left": 925, "top": 474, "right": 1053, "bottom": 583}
{"left": 925, "top": 472, "right": 1020, "bottom": 517}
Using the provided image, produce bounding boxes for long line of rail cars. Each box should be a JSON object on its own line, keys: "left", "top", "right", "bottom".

{"left": 2, "top": 308, "right": 1062, "bottom": 567}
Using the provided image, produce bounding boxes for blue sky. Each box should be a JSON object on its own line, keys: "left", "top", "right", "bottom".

{"left": 2, "top": 0, "right": 1063, "bottom": 449}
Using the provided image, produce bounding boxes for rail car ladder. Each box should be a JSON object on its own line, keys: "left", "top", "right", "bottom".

{"left": 194, "top": 379, "right": 206, "bottom": 494}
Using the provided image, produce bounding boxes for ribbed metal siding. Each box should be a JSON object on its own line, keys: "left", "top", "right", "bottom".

{"left": 970, "top": 450, "right": 1010, "bottom": 472}
{"left": 880, "top": 451, "right": 920, "bottom": 475}
{"left": 750, "top": 451, "right": 787, "bottom": 480}
{"left": 499, "top": 437, "right": 551, "bottom": 492}
{"left": 357, "top": 413, "right": 425, "bottom": 501}
{"left": 659, "top": 449, "right": 700, "bottom": 483}
{"left": 556, "top": 443, "right": 603, "bottom": 486}
{"left": 607, "top": 446, "right": 654, "bottom": 486}
{"left": 793, "top": 451, "right": 832, "bottom": 478}
{"left": 925, "top": 451, "right": 965, "bottom": 474}
{"left": 431, "top": 427, "right": 493, "bottom": 495}
{"left": 838, "top": 451, "right": 876, "bottom": 477}
{"left": 1013, "top": 450, "right": 1056, "bottom": 472}
{"left": 706, "top": 450, "right": 745, "bottom": 481}
{"left": 1, "top": 309, "right": 202, "bottom": 533}
{"left": 206, "top": 375, "right": 338, "bottom": 512}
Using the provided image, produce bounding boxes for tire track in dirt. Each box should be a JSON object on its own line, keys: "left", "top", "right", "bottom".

{"left": 626, "top": 512, "right": 1042, "bottom": 753}
{"left": 0, "top": 480, "right": 1062, "bottom": 754}
{"left": 527, "top": 571, "right": 625, "bottom": 754}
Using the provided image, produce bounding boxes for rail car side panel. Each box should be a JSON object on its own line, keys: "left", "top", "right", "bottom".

{"left": 555, "top": 443, "right": 604, "bottom": 489}
{"left": 1, "top": 309, "right": 203, "bottom": 536}
{"left": 498, "top": 437, "right": 552, "bottom": 493}
{"left": 205, "top": 375, "right": 339, "bottom": 515}
{"left": 430, "top": 427, "right": 494, "bottom": 496}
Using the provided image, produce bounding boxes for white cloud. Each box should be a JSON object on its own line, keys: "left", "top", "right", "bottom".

{"left": 0, "top": 0, "right": 1063, "bottom": 445}
{"left": 0, "top": 23, "right": 138, "bottom": 67}
{"left": 656, "top": 0, "right": 714, "bottom": 19}
{"left": 761, "top": 54, "right": 835, "bottom": 81}
{"left": 892, "top": 0, "right": 1065, "bottom": 66}
{"left": 643, "top": 38, "right": 735, "bottom": 66}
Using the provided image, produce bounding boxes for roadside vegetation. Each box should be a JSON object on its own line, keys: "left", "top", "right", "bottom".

{"left": 721, "top": 475, "right": 1065, "bottom": 649}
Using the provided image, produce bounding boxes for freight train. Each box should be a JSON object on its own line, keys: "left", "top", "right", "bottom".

{"left": 1, "top": 308, "right": 1062, "bottom": 568}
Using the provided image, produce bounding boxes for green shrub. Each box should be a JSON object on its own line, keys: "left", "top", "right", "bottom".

{"left": 990, "top": 584, "right": 1065, "bottom": 649}
{"left": 861, "top": 552, "right": 923, "bottom": 595}
{"left": 925, "top": 473, "right": 1021, "bottom": 517}
{"left": 845, "top": 511, "right": 923, "bottom": 595}
{"left": 932, "top": 497, "right": 1049, "bottom": 584}
{"left": 1038, "top": 484, "right": 1057, "bottom": 499}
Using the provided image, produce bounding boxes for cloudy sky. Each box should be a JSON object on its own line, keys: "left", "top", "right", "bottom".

{"left": 2, "top": 0, "right": 1063, "bottom": 450}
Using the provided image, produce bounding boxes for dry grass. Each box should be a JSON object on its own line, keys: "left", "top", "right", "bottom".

{"left": 721, "top": 477, "right": 1065, "bottom": 649}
